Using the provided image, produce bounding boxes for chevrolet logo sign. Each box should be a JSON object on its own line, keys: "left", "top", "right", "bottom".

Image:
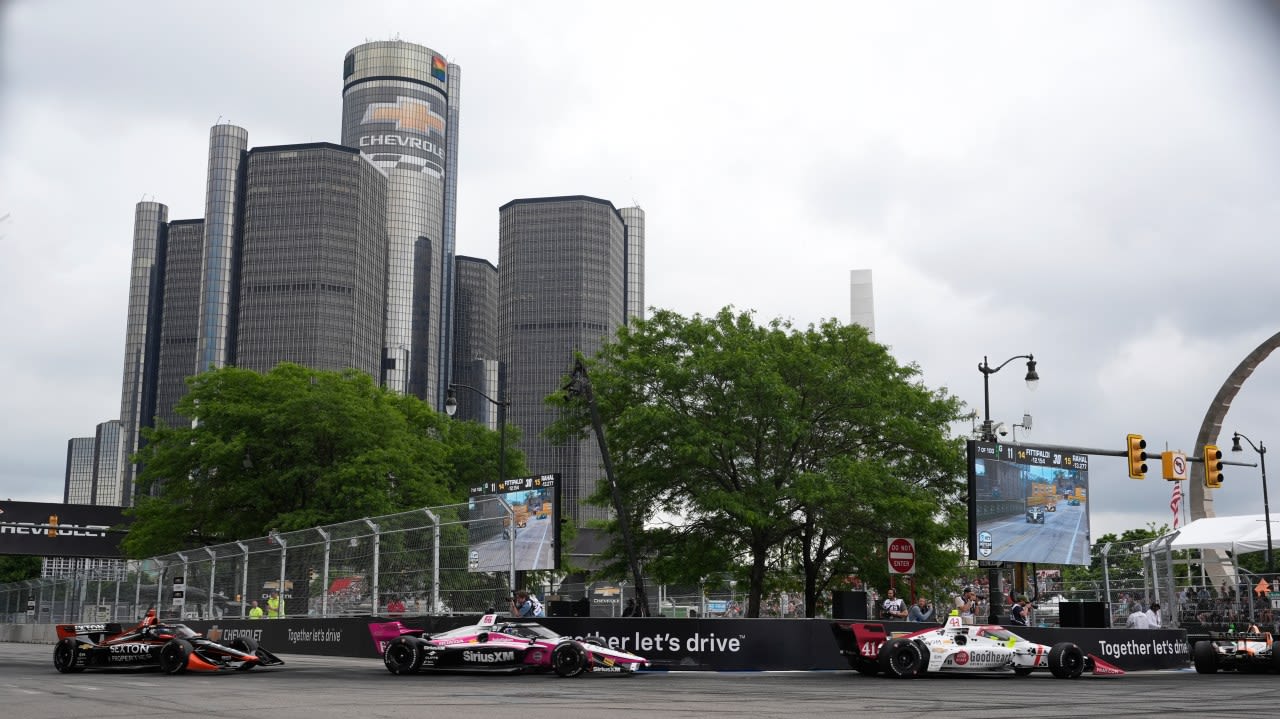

{"left": 361, "top": 96, "right": 445, "bottom": 135}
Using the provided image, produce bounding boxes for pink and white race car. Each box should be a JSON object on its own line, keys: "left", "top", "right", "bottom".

{"left": 369, "top": 614, "right": 649, "bottom": 677}
{"left": 831, "top": 613, "right": 1124, "bottom": 679}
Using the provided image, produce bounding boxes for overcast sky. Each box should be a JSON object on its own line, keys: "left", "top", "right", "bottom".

{"left": 4, "top": 0, "right": 1280, "bottom": 542}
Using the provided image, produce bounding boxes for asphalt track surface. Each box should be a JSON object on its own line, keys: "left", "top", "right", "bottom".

{"left": 2, "top": 642, "right": 1273, "bottom": 719}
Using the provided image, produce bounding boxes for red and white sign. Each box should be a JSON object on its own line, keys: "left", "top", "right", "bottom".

{"left": 887, "top": 537, "right": 916, "bottom": 575}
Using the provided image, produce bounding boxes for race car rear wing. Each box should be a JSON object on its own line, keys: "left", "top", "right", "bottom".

{"left": 54, "top": 622, "right": 124, "bottom": 641}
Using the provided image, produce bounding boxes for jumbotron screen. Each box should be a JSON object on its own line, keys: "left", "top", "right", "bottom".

{"left": 467, "top": 473, "right": 560, "bottom": 572}
{"left": 967, "top": 441, "right": 1092, "bottom": 565}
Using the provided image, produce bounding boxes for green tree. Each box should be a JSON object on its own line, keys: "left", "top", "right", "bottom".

{"left": 124, "top": 363, "right": 524, "bottom": 557}
{"left": 0, "top": 555, "right": 41, "bottom": 583}
{"left": 549, "top": 308, "right": 967, "bottom": 616}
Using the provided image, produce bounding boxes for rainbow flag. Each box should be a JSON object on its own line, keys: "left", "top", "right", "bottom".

{"left": 432, "top": 56, "right": 447, "bottom": 82}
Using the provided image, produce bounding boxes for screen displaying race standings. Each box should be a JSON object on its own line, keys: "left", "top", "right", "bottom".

{"left": 467, "top": 473, "right": 560, "bottom": 572}
{"left": 967, "top": 441, "right": 1092, "bottom": 566}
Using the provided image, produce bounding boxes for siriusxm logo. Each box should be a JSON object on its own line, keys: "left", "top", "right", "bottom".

{"left": 463, "top": 650, "right": 515, "bottom": 663}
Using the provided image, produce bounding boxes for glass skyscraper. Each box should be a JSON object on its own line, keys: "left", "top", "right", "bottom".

{"left": 451, "top": 256, "right": 500, "bottom": 426}
{"left": 341, "top": 41, "right": 461, "bottom": 407}
{"left": 498, "top": 196, "right": 644, "bottom": 525}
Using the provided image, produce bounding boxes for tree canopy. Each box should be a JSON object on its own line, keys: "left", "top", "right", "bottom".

{"left": 548, "top": 308, "right": 969, "bottom": 616}
{"left": 124, "top": 363, "right": 524, "bottom": 557}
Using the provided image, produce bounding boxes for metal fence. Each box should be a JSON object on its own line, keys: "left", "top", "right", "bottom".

{"left": 1, "top": 498, "right": 517, "bottom": 624}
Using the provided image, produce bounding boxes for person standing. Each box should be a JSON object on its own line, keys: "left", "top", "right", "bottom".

{"left": 1125, "top": 604, "right": 1151, "bottom": 629}
{"left": 1145, "top": 602, "right": 1161, "bottom": 628}
{"left": 908, "top": 596, "right": 935, "bottom": 622}
{"left": 954, "top": 587, "right": 978, "bottom": 624}
{"left": 248, "top": 600, "right": 264, "bottom": 619}
{"left": 267, "top": 590, "right": 283, "bottom": 619}
{"left": 1008, "top": 597, "right": 1030, "bottom": 626}
{"left": 880, "top": 587, "right": 908, "bottom": 620}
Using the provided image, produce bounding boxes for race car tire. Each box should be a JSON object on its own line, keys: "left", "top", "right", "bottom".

{"left": 552, "top": 641, "right": 587, "bottom": 678}
{"left": 1048, "top": 642, "right": 1085, "bottom": 679}
{"left": 384, "top": 637, "right": 424, "bottom": 675}
{"left": 1192, "top": 640, "right": 1218, "bottom": 673}
{"left": 53, "top": 637, "right": 86, "bottom": 673}
{"left": 1273, "top": 643, "right": 1280, "bottom": 674}
{"left": 228, "top": 636, "right": 259, "bottom": 670}
{"left": 160, "top": 638, "right": 193, "bottom": 674}
{"left": 879, "top": 638, "right": 923, "bottom": 678}
{"left": 1013, "top": 667, "right": 1034, "bottom": 676}
{"left": 583, "top": 635, "right": 607, "bottom": 647}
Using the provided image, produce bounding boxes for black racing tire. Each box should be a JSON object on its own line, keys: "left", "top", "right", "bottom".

{"left": 583, "top": 635, "right": 607, "bottom": 647}
{"left": 53, "top": 637, "right": 86, "bottom": 673}
{"left": 384, "top": 636, "right": 424, "bottom": 675}
{"left": 1048, "top": 642, "right": 1085, "bottom": 679}
{"left": 878, "top": 638, "right": 923, "bottom": 678}
{"left": 1192, "top": 641, "right": 1219, "bottom": 674}
{"left": 854, "top": 657, "right": 879, "bottom": 676}
{"left": 228, "top": 636, "right": 259, "bottom": 670}
{"left": 1273, "top": 642, "right": 1280, "bottom": 674}
{"left": 552, "top": 641, "right": 586, "bottom": 678}
{"left": 159, "top": 638, "right": 193, "bottom": 675}
{"left": 1013, "top": 667, "right": 1034, "bottom": 676}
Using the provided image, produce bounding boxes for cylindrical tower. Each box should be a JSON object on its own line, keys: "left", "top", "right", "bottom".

{"left": 341, "top": 40, "right": 459, "bottom": 406}
{"left": 195, "top": 123, "right": 248, "bottom": 373}
{"left": 117, "top": 200, "right": 168, "bottom": 506}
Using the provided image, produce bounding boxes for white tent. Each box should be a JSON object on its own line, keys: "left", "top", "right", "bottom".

{"left": 1163, "top": 514, "right": 1280, "bottom": 553}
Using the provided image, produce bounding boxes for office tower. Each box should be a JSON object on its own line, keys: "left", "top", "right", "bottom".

{"left": 341, "top": 40, "right": 461, "bottom": 407}
{"left": 91, "top": 420, "right": 122, "bottom": 505}
{"left": 235, "top": 143, "right": 388, "bottom": 377}
{"left": 849, "top": 269, "right": 875, "bottom": 341}
{"left": 153, "top": 220, "right": 204, "bottom": 429}
{"left": 498, "top": 196, "right": 644, "bottom": 525}
{"left": 451, "top": 256, "right": 501, "bottom": 426}
{"left": 196, "top": 124, "right": 249, "bottom": 374}
{"left": 64, "top": 437, "right": 96, "bottom": 504}
{"left": 115, "top": 201, "right": 168, "bottom": 507}
{"left": 618, "top": 206, "right": 645, "bottom": 321}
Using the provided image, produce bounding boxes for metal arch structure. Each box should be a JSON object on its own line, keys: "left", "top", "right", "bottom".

{"left": 1189, "top": 330, "right": 1280, "bottom": 587}
{"left": 1190, "top": 330, "right": 1280, "bottom": 520}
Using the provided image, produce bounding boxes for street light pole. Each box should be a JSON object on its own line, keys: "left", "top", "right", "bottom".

{"left": 976, "top": 353, "right": 1039, "bottom": 624}
{"left": 445, "top": 383, "right": 512, "bottom": 591}
{"left": 1232, "top": 432, "right": 1273, "bottom": 574}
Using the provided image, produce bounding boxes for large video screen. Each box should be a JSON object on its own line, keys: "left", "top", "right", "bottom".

{"left": 467, "top": 473, "right": 560, "bottom": 572}
{"left": 967, "top": 441, "right": 1092, "bottom": 565}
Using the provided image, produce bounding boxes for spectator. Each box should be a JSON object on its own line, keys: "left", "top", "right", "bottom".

{"left": 511, "top": 590, "right": 545, "bottom": 618}
{"left": 1009, "top": 596, "right": 1031, "bottom": 626}
{"left": 1126, "top": 604, "right": 1151, "bottom": 629}
{"left": 907, "top": 597, "right": 935, "bottom": 622}
{"left": 1145, "top": 602, "right": 1161, "bottom": 628}
{"left": 248, "top": 600, "right": 264, "bottom": 619}
{"left": 954, "top": 587, "right": 978, "bottom": 624}
{"left": 386, "top": 596, "right": 406, "bottom": 617}
{"left": 621, "top": 598, "right": 638, "bottom": 617}
{"left": 267, "top": 590, "right": 283, "bottom": 619}
{"left": 880, "top": 588, "right": 908, "bottom": 620}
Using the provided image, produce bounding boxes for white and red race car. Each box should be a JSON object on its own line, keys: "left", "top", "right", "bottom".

{"left": 831, "top": 612, "right": 1124, "bottom": 679}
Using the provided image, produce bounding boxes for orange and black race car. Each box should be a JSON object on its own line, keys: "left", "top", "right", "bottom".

{"left": 53, "top": 609, "right": 283, "bottom": 674}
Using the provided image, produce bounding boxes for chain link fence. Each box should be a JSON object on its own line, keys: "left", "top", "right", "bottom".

{"left": 1, "top": 498, "right": 518, "bottom": 624}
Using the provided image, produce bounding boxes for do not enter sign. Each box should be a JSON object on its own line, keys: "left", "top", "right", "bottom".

{"left": 887, "top": 537, "right": 916, "bottom": 575}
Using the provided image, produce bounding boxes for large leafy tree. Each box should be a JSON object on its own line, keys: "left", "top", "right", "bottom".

{"left": 549, "top": 308, "right": 968, "bottom": 616}
{"left": 124, "top": 363, "right": 523, "bottom": 557}
{"left": 0, "top": 555, "right": 41, "bottom": 583}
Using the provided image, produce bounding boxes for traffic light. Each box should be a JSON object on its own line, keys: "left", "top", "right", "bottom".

{"left": 1126, "top": 434, "right": 1148, "bottom": 479}
{"left": 1204, "top": 444, "right": 1224, "bottom": 489}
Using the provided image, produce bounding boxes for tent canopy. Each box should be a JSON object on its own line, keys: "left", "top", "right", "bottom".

{"left": 1163, "top": 514, "right": 1280, "bottom": 553}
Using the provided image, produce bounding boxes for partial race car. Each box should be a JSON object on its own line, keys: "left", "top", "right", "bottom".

{"left": 53, "top": 609, "right": 284, "bottom": 674}
{"left": 830, "top": 612, "right": 1124, "bottom": 679}
{"left": 1193, "top": 630, "right": 1280, "bottom": 673}
{"left": 369, "top": 613, "right": 649, "bottom": 677}
{"left": 1026, "top": 505, "right": 1046, "bottom": 523}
